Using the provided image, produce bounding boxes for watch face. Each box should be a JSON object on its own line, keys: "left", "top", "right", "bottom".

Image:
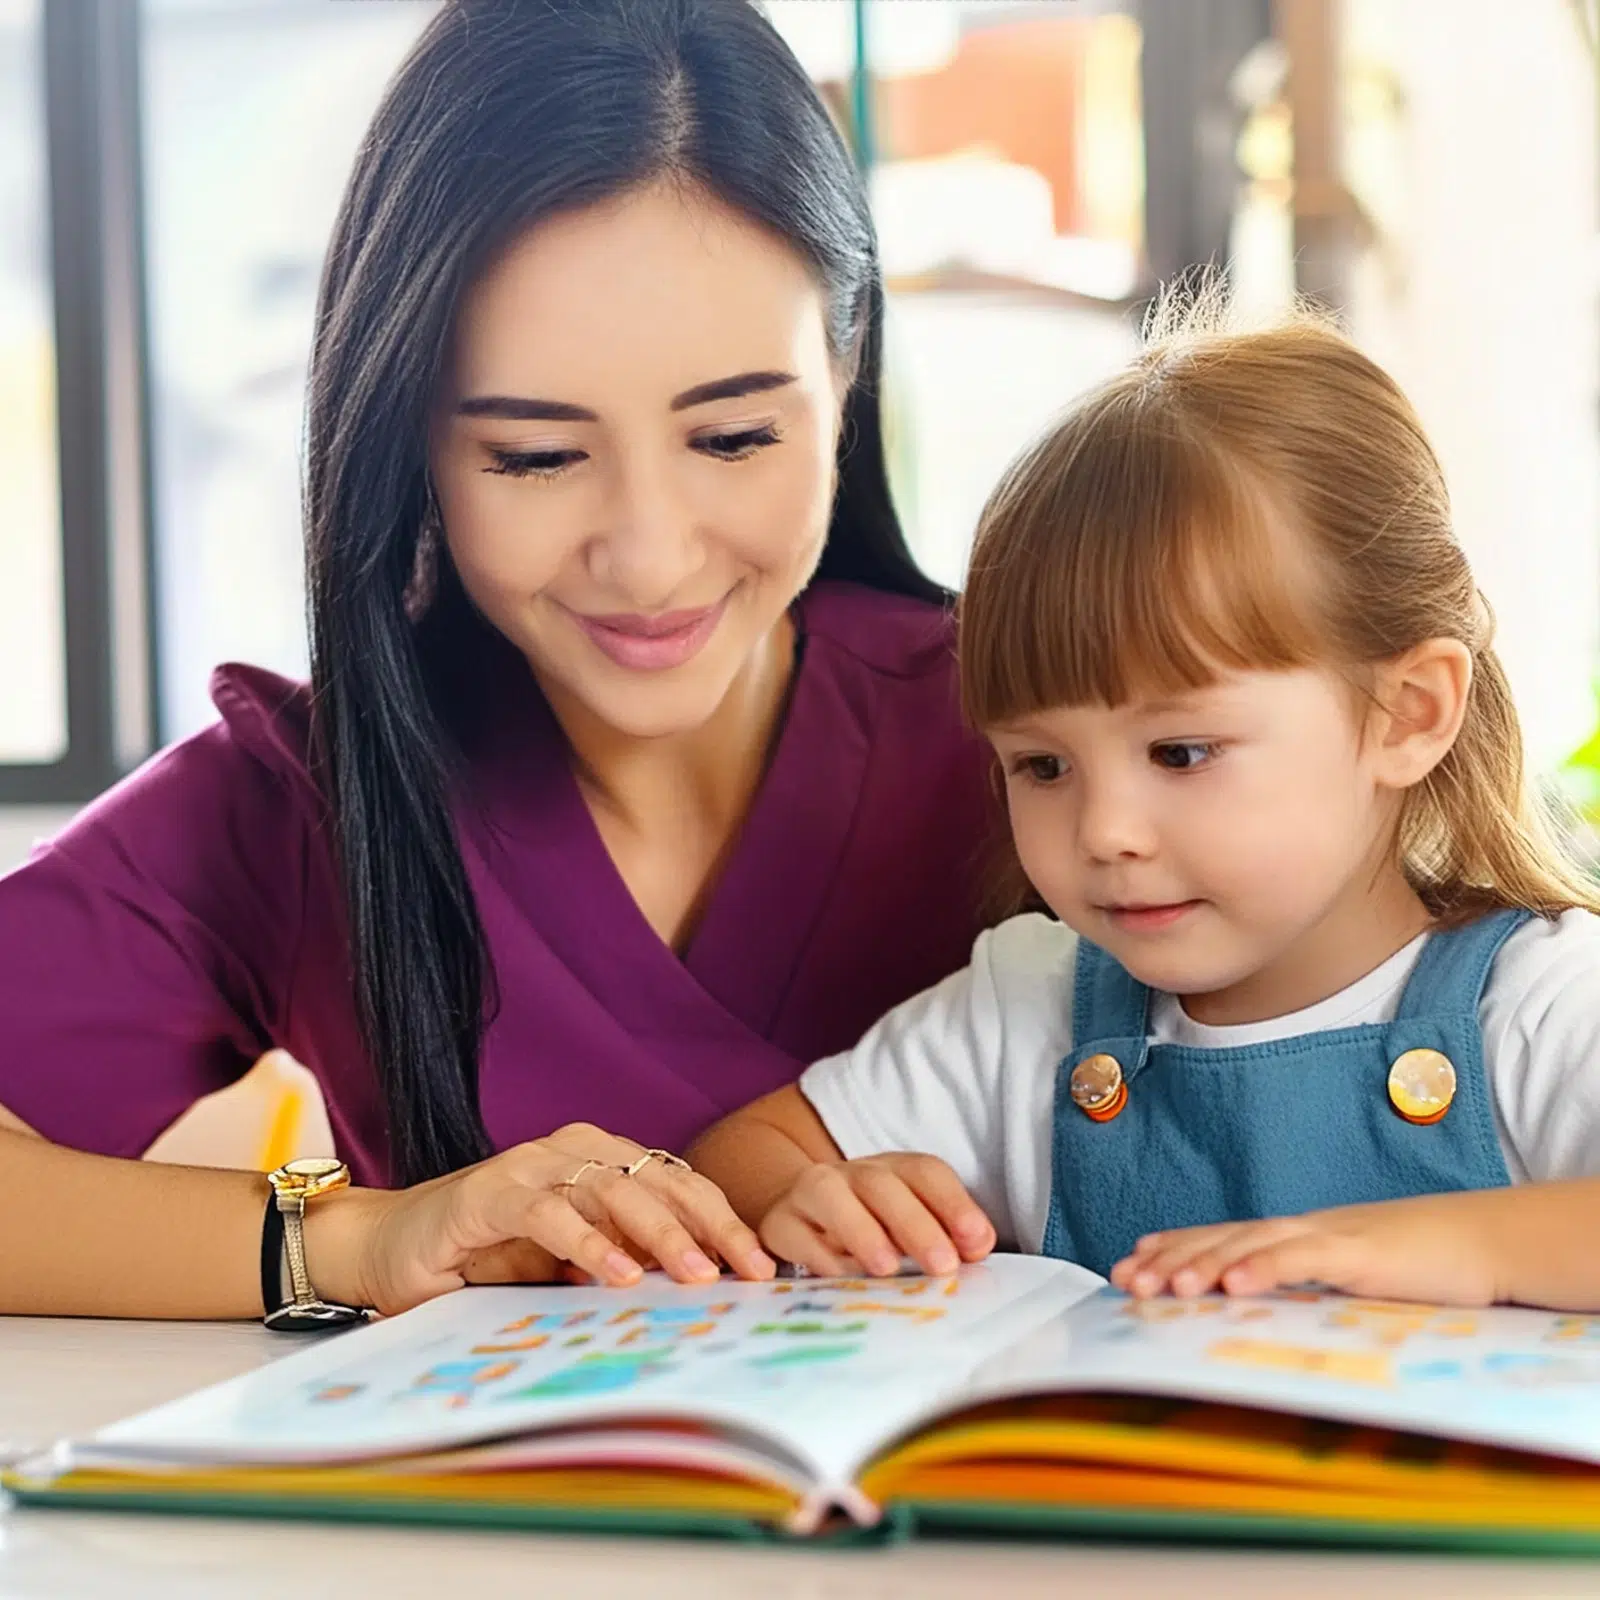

{"left": 283, "top": 1157, "right": 344, "bottom": 1180}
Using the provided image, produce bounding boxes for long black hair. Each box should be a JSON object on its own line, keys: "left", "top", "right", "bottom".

{"left": 306, "top": 0, "right": 936, "bottom": 1185}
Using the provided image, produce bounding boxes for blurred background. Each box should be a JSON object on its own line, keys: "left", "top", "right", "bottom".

{"left": 1, "top": 0, "right": 1598, "bottom": 1161}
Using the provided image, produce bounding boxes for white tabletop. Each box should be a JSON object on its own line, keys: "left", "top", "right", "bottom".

{"left": 3, "top": 1314, "right": 1598, "bottom": 1600}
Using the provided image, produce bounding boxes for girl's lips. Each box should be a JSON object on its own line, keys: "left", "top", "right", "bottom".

{"left": 572, "top": 597, "right": 728, "bottom": 672}
{"left": 1100, "top": 900, "right": 1203, "bottom": 934}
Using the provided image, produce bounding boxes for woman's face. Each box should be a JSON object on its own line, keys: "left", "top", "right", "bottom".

{"left": 430, "top": 183, "right": 844, "bottom": 740}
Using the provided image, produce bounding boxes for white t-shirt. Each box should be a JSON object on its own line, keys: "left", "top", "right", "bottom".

{"left": 800, "top": 909, "right": 1600, "bottom": 1253}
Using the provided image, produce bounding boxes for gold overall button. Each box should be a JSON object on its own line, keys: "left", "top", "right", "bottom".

{"left": 1388, "top": 1048, "right": 1456, "bottom": 1125}
{"left": 1070, "top": 1053, "right": 1127, "bottom": 1123}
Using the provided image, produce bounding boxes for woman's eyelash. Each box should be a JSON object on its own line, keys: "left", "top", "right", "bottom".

{"left": 483, "top": 448, "right": 584, "bottom": 479}
{"left": 695, "top": 423, "right": 782, "bottom": 460}
{"left": 481, "top": 424, "right": 782, "bottom": 479}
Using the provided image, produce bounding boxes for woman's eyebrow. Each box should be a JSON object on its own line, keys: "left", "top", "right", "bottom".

{"left": 456, "top": 394, "right": 595, "bottom": 421}
{"left": 669, "top": 370, "right": 796, "bottom": 411}
{"left": 454, "top": 369, "right": 797, "bottom": 422}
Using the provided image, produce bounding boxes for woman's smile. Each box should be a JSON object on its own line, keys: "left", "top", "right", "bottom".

{"left": 564, "top": 594, "right": 731, "bottom": 673}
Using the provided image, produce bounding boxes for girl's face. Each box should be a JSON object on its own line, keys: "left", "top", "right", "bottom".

{"left": 430, "top": 183, "right": 844, "bottom": 739}
{"left": 989, "top": 667, "right": 1414, "bottom": 1023}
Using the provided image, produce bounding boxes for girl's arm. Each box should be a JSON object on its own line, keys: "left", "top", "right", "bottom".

{"left": 686, "top": 1085, "right": 843, "bottom": 1226}
{"left": 1110, "top": 1180, "right": 1600, "bottom": 1312}
{"left": 0, "top": 1115, "right": 774, "bottom": 1320}
{"left": 689, "top": 1087, "right": 996, "bottom": 1278}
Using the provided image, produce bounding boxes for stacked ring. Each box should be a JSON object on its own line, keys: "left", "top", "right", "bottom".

{"left": 623, "top": 1148, "right": 692, "bottom": 1178}
{"left": 552, "top": 1158, "right": 619, "bottom": 1194}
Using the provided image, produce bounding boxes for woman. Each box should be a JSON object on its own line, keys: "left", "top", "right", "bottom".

{"left": 0, "top": 0, "right": 994, "bottom": 1320}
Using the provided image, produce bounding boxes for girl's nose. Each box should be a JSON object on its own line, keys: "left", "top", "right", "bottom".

{"left": 1075, "top": 777, "right": 1157, "bottom": 862}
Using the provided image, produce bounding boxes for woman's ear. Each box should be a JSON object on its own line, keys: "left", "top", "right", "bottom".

{"left": 1365, "top": 637, "right": 1473, "bottom": 790}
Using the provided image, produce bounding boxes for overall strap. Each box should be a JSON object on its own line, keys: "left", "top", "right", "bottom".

{"left": 1394, "top": 907, "right": 1533, "bottom": 1019}
{"left": 1072, "top": 936, "right": 1152, "bottom": 1043}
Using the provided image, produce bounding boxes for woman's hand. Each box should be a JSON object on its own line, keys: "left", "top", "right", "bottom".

{"left": 758, "top": 1152, "right": 996, "bottom": 1278}
{"left": 310, "top": 1123, "right": 776, "bottom": 1316}
{"left": 1108, "top": 1193, "right": 1507, "bottom": 1307}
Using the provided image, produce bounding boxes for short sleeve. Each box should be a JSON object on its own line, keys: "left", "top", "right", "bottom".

{"left": 1482, "top": 908, "right": 1600, "bottom": 1183}
{"left": 0, "top": 689, "right": 313, "bottom": 1158}
{"left": 800, "top": 913, "right": 1078, "bottom": 1249}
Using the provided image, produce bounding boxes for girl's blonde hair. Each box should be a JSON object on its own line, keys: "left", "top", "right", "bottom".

{"left": 960, "top": 290, "right": 1600, "bottom": 924}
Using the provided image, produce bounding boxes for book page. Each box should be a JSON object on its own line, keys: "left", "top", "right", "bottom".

{"left": 84, "top": 1255, "right": 1099, "bottom": 1489}
{"left": 969, "top": 1286, "right": 1600, "bottom": 1464}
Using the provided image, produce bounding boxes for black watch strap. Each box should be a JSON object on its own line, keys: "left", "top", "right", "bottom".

{"left": 260, "top": 1187, "right": 286, "bottom": 1315}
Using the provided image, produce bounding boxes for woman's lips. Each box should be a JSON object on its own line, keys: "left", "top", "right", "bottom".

{"left": 572, "top": 598, "right": 728, "bottom": 672}
{"left": 1100, "top": 900, "right": 1203, "bottom": 934}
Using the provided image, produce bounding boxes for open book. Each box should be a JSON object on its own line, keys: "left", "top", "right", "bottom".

{"left": 13, "top": 1254, "right": 1600, "bottom": 1552}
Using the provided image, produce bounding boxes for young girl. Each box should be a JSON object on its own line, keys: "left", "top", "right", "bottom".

{"left": 688, "top": 308, "right": 1600, "bottom": 1313}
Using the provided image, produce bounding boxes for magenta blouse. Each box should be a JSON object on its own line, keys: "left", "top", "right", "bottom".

{"left": 0, "top": 582, "right": 997, "bottom": 1186}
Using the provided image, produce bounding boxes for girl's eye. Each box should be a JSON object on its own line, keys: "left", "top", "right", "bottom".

{"left": 694, "top": 424, "right": 782, "bottom": 461}
{"left": 1151, "top": 741, "right": 1219, "bottom": 772}
{"left": 1009, "top": 753, "right": 1068, "bottom": 785}
{"left": 483, "top": 447, "right": 587, "bottom": 480}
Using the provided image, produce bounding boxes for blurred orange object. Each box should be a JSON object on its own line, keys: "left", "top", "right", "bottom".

{"left": 142, "top": 1049, "right": 336, "bottom": 1171}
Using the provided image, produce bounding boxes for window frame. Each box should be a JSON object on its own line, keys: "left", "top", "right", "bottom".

{"left": 0, "top": 0, "right": 157, "bottom": 803}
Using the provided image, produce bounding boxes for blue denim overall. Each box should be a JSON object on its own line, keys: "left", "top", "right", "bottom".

{"left": 1041, "top": 910, "right": 1526, "bottom": 1276}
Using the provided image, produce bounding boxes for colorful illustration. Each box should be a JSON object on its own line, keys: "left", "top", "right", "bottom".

{"left": 494, "top": 1310, "right": 595, "bottom": 1335}
{"left": 608, "top": 1303, "right": 734, "bottom": 1327}
{"left": 748, "top": 1343, "right": 864, "bottom": 1369}
{"left": 409, "top": 1358, "right": 522, "bottom": 1409}
{"left": 471, "top": 1334, "right": 550, "bottom": 1355}
{"left": 309, "top": 1383, "right": 365, "bottom": 1404}
{"left": 834, "top": 1301, "right": 946, "bottom": 1324}
{"left": 504, "top": 1349, "right": 676, "bottom": 1401}
{"left": 1123, "top": 1298, "right": 1227, "bottom": 1324}
{"left": 1549, "top": 1317, "right": 1600, "bottom": 1345}
{"left": 1205, "top": 1337, "right": 1394, "bottom": 1387}
{"left": 752, "top": 1321, "right": 870, "bottom": 1338}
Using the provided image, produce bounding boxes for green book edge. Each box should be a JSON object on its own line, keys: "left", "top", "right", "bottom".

{"left": 11, "top": 1481, "right": 1600, "bottom": 1556}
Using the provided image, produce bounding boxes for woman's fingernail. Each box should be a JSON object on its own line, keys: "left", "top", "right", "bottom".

{"left": 928, "top": 1246, "right": 959, "bottom": 1274}
{"left": 606, "top": 1251, "right": 641, "bottom": 1281}
{"left": 682, "top": 1249, "right": 718, "bottom": 1278}
{"left": 1133, "top": 1271, "right": 1158, "bottom": 1296}
{"left": 1173, "top": 1270, "right": 1197, "bottom": 1296}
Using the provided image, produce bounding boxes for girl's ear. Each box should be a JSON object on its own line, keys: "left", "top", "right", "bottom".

{"left": 1365, "top": 638, "right": 1473, "bottom": 790}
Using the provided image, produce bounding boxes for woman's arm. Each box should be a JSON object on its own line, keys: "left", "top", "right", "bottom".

{"left": 0, "top": 1115, "right": 774, "bottom": 1320}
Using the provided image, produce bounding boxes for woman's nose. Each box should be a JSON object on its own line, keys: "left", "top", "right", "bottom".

{"left": 589, "top": 456, "right": 704, "bottom": 607}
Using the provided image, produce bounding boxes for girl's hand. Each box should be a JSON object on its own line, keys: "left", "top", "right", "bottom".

{"left": 758, "top": 1153, "right": 996, "bottom": 1278}
{"left": 310, "top": 1123, "right": 776, "bottom": 1316}
{"left": 1109, "top": 1193, "right": 1505, "bottom": 1307}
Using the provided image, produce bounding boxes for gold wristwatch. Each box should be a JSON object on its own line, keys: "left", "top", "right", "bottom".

{"left": 264, "top": 1157, "right": 367, "bottom": 1332}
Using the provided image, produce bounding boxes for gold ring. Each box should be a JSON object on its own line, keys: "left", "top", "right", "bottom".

{"left": 552, "top": 1158, "right": 616, "bottom": 1195}
{"left": 623, "top": 1148, "right": 692, "bottom": 1179}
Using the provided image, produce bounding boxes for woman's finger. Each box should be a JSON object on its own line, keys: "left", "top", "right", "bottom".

{"left": 630, "top": 1164, "right": 775, "bottom": 1281}
{"left": 581, "top": 1167, "right": 722, "bottom": 1284}
{"left": 488, "top": 1185, "right": 644, "bottom": 1287}
{"left": 458, "top": 1237, "right": 563, "bottom": 1286}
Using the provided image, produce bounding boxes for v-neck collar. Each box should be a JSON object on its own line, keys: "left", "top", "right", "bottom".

{"left": 457, "top": 587, "right": 873, "bottom": 1067}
